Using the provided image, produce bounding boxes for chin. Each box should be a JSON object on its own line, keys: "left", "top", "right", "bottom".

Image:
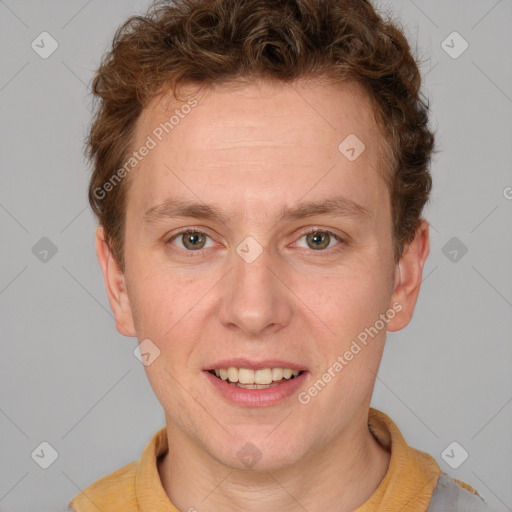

{"left": 210, "top": 432, "right": 307, "bottom": 473}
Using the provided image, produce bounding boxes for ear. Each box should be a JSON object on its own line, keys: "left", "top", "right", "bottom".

{"left": 386, "top": 219, "right": 430, "bottom": 332}
{"left": 95, "top": 225, "right": 136, "bottom": 337}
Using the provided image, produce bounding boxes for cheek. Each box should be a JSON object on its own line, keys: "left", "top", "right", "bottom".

{"left": 125, "top": 261, "right": 215, "bottom": 357}
{"left": 299, "top": 259, "right": 393, "bottom": 340}
{"left": 127, "top": 272, "right": 198, "bottom": 401}
{"left": 125, "top": 267, "right": 181, "bottom": 342}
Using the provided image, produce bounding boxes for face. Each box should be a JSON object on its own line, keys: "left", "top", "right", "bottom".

{"left": 97, "top": 78, "right": 429, "bottom": 471}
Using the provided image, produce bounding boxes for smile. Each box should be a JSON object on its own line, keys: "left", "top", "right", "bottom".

{"left": 208, "top": 367, "right": 305, "bottom": 389}
{"left": 204, "top": 365, "right": 308, "bottom": 407}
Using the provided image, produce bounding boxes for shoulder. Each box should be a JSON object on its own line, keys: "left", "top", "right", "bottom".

{"left": 67, "top": 461, "right": 139, "bottom": 512}
{"left": 427, "top": 472, "right": 495, "bottom": 512}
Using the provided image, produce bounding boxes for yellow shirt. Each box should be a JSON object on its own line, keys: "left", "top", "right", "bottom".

{"left": 68, "top": 408, "right": 479, "bottom": 511}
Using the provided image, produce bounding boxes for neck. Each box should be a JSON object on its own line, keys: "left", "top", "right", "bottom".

{"left": 157, "top": 410, "right": 390, "bottom": 512}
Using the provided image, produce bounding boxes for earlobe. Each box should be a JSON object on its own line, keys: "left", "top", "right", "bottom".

{"left": 95, "top": 226, "right": 136, "bottom": 337}
{"left": 386, "top": 219, "right": 430, "bottom": 332}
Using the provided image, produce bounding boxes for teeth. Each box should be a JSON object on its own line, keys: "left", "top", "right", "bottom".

{"left": 255, "top": 368, "right": 273, "bottom": 385}
{"left": 238, "top": 368, "right": 254, "bottom": 384}
{"left": 272, "top": 368, "right": 283, "bottom": 381}
{"left": 235, "top": 382, "right": 280, "bottom": 389}
{"left": 211, "top": 367, "right": 303, "bottom": 385}
{"left": 227, "top": 367, "right": 238, "bottom": 383}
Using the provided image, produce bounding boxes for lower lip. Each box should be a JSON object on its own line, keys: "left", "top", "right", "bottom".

{"left": 203, "top": 370, "right": 308, "bottom": 407}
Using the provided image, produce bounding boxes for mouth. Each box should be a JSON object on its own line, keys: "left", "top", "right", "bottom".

{"left": 204, "top": 362, "right": 309, "bottom": 407}
{"left": 207, "top": 367, "right": 306, "bottom": 389}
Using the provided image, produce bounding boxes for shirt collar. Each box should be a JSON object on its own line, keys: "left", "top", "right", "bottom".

{"left": 135, "top": 407, "right": 441, "bottom": 512}
{"left": 355, "top": 408, "right": 441, "bottom": 511}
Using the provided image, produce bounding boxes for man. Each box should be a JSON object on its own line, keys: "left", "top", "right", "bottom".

{"left": 69, "top": 0, "right": 493, "bottom": 510}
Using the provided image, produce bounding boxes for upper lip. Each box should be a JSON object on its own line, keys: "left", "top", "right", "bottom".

{"left": 205, "top": 359, "right": 307, "bottom": 371}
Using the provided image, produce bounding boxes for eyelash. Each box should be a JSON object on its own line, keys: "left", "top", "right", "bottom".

{"left": 165, "top": 227, "right": 345, "bottom": 256}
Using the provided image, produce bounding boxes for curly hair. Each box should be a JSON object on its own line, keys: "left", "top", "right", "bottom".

{"left": 87, "top": 0, "right": 435, "bottom": 270}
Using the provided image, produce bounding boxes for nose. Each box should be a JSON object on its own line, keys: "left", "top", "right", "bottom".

{"left": 217, "top": 243, "right": 293, "bottom": 338}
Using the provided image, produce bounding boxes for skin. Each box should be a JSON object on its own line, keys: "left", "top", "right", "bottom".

{"left": 96, "top": 77, "right": 430, "bottom": 512}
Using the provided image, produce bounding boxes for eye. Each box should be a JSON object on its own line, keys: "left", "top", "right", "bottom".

{"left": 165, "top": 228, "right": 344, "bottom": 254}
{"left": 294, "top": 229, "right": 343, "bottom": 252}
{"left": 166, "top": 229, "right": 215, "bottom": 251}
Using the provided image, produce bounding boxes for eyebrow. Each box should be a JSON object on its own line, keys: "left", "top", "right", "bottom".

{"left": 143, "top": 194, "right": 372, "bottom": 226}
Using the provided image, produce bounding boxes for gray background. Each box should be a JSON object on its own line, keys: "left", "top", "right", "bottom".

{"left": 1, "top": 0, "right": 511, "bottom": 510}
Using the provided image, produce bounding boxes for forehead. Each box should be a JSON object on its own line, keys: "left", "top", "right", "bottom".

{"left": 136, "top": 78, "right": 384, "bottom": 159}
{"left": 126, "top": 78, "right": 390, "bottom": 221}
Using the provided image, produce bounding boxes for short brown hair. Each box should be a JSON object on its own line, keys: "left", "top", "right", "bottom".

{"left": 87, "top": 0, "right": 435, "bottom": 270}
